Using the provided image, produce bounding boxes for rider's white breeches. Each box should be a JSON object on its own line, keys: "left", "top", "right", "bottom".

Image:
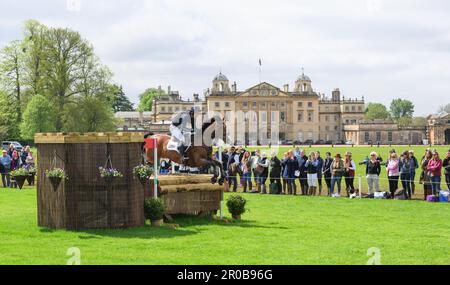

{"left": 170, "top": 125, "right": 186, "bottom": 144}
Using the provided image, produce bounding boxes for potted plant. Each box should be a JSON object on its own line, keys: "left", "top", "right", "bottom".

{"left": 226, "top": 195, "right": 247, "bottom": 220}
{"left": 133, "top": 164, "right": 153, "bottom": 187}
{"left": 10, "top": 168, "right": 29, "bottom": 190}
{"left": 45, "top": 168, "right": 68, "bottom": 191}
{"left": 99, "top": 167, "right": 123, "bottom": 186}
{"left": 144, "top": 197, "right": 165, "bottom": 227}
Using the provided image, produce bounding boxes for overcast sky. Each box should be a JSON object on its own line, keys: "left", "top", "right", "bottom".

{"left": 1, "top": 0, "right": 449, "bottom": 115}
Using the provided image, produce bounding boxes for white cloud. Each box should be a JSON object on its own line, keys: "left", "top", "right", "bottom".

{"left": 0, "top": 0, "right": 449, "bottom": 115}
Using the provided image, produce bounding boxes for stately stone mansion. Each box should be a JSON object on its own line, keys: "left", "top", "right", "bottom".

{"left": 115, "top": 72, "right": 450, "bottom": 145}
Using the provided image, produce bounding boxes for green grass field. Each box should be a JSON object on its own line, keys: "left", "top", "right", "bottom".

{"left": 0, "top": 187, "right": 449, "bottom": 265}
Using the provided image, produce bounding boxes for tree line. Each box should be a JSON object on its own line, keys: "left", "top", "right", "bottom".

{"left": 0, "top": 20, "right": 134, "bottom": 141}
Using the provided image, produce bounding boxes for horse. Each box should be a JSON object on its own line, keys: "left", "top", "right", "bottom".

{"left": 145, "top": 115, "right": 227, "bottom": 185}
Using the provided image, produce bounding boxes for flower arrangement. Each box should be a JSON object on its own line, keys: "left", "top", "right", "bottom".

{"left": 133, "top": 164, "right": 153, "bottom": 182}
{"left": 226, "top": 195, "right": 247, "bottom": 220}
{"left": 98, "top": 167, "right": 123, "bottom": 179}
{"left": 11, "top": 168, "right": 30, "bottom": 177}
{"left": 45, "top": 168, "right": 67, "bottom": 179}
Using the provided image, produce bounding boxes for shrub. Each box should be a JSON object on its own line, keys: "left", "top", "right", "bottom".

{"left": 144, "top": 198, "right": 165, "bottom": 220}
{"left": 226, "top": 195, "right": 247, "bottom": 217}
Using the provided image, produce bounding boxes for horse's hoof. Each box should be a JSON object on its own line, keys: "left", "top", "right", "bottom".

{"left": 218, "top": 178, "right": 224, "bottom": 186}
{"left": 211, "top": 177, "right": 217, "bottom": 184}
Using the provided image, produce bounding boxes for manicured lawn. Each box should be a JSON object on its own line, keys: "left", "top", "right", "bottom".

{"left": 0, "top": 187, "right": 449, "bottom": 265}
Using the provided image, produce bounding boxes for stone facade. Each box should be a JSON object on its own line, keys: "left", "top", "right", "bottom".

{"left": 205, "top": 71, "right": 365, "bottom": 144}
{"left": 427, "top": 112, "right": 450, "bottom": 145}
{"left": 343, "top": 120, "right": 426, "bottom": 145}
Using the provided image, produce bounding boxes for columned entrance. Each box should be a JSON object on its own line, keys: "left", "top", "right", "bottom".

{"left": 445, "top": 129, "right": 450, "bottom": 145}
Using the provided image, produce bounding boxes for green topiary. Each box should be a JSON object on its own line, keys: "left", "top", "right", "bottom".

{"left": 144, "top": 198, "right": 165, "bottom": 221}
{"left": 226, "top": 195, "right": 247, "bottom": 218}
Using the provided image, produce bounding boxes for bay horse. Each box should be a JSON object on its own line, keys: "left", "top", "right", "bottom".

{"left": 145, "top": 116, "right": 227, "bottom": 185}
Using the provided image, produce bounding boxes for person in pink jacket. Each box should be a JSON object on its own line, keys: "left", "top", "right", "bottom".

{"left": 386, "top": 152, "right": 400, "bottom": 198}
{"left": 427, "top": 151, "right": 442, "bottom": 195}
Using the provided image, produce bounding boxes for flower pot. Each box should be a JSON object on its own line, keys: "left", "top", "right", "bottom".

{"left": 151, "top": 219, "right": 164, "bottom": 227}
{"left": 232, "top": 214, "right": 241, "bottom": 220}
{"left": 103, "top": 176, "right": 117, "bottom": 187}
{"left": 48, "top": 176, "right": 62, "bottom": 191}
{"left": 14, "top": 175, "right": 28, "bottom": 190}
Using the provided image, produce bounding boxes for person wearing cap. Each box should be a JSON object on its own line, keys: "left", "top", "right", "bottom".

{"left": 443, "top": 150, "right": 450, "bottom": 190}
{"left": 0, "top": 150, "right": 12, "bottom": 188}
{"left": 330, "top": 153, "right": 344, "bottom": 196}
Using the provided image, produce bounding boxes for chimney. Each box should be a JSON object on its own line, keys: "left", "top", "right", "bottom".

{"left": 332, "top": 88, "right": 341, "bottom": 102}
{"left": 283, "top": 84, "right": 289, "bottom": 92}
{"left": 167, "top": 85, "right": 171, "bottom": 95}
{"left": 193, "top": 94, "right": 199, "bottom": 102}
{"left": 232, "top": 81, "right": 237, "bottom": 92}
{"left": 139, "top": 111, "right": 143, "bottom": 123}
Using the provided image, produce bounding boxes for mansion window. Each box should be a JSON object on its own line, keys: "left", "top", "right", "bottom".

{"left": 261, "top": 112, "right": 267, "bottom": 122}
{"left": 345, "top": 106, "right": 349, "bottom": 111}
{"left": 214, "top": 102, "right": 220, "bottom": 108}
{"left": 280, "top": 102, "right": 285, "bottom": 108}
{"left": 298, "top": 102, "right": 303, "bottom": 108}
{"left": 168, "top": 107, "right": 173, "bottom": 112}
{"left": 280, "top": 112, "right": 286, "bottom": 122}
{"left": 358, "top": 106, "right": 362, "bottom": 111}
{"left": 308, "top": 102, "right": 313, "bottom": 108}
{"left": 243, "top": 102, "right": 248, "bottom": 107}
{"left": 335, "top": 115, "right": 339, "bottom": 121}
{"left": 161, "top": 107, "right": 166, "bottom": 112}
{"left": 325, "top": 115, "right": 329, "bottom": 122}
{"left": 308, "top": 131, "right": 313, "bottom": 140}
{"left": 252, "top": 102, "right": 257, "bottom": 108}
{"left": 271, "top": 102, "right": 276, "bottom": 108}
{"left": 175, "top": 107, "right": 180, "bottom": 112}
{"left": 352, "top": 106, "right": 355, "bottom": 111}
{"left": 225, "top": 102, "right": 230, "bottom": 108}
{"left": 376, "top": 132, "right": 381, "bottom": 142}
{"left": 364, "top": 132, "right": 370, "bottom": 142}
{"left": 307, "top": 111, "right": 313, "bottom": 122}
{"left": 325, "top": 126, "right": 330, "bottom": 131}
{"left": 271, "top": 111, "right": 277, "bottom": 122}
{"left": 388, "top": 132, "right": 393, "bottom": 142}
{"left": 261, "top": 102, "right": 266, "bottom": 108}
{"left": 297, "top": 112, "right": 303, "bottom": 122}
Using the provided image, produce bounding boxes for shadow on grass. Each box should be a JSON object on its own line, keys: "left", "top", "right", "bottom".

{"left": 173, "top": 215, "right": 289, "bottom": 230}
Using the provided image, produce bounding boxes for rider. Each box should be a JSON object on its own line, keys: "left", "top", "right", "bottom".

{"left": 170, "top": 106, "right": 197, "bottom": 162}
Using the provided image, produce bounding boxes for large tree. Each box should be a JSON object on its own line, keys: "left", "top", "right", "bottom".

{"left": 138, "top": 87, "right": 165, "bottom": 112}
{"left": 0, "top": 90, "right": 19, "bottom": 140}
{"left": 390, "top": 98, "right": 414, "bottom": 120}
{"left": 111, "top": 85, "right": 134, "bottom": 112}
{"left": 62, "top": 96, "right": 116, "bottom": 132}
{"left": 364, "top": 103, "right": 391, "bottom": 120}
{"left": 0, "top": 40, "right": 25, "bottom": 119}
{"left": 20, "top": 94, "right": 56, "bottom": 139}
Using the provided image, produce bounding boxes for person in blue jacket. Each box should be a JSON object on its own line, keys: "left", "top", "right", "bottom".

{"left": 0, "top": 150, "right": 12, "bottom": 188}
{"left": 281, "top": 151, "right": 299, "bottom": 195}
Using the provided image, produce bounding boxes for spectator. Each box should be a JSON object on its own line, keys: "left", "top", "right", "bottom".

{"left": 316, "top": 151, "right": 324, "bottom": 196}
{"left": 25, "top": 151, "right": 35, "bottom": 168}
{"left": 257, "top": 153, "right": 269, "bottom": 194}
{"left": 305, "top": 151, "right": 319, "bottom": 195}
{"left": 269, "top": 151, "right": 282, "bottom": 194}
{"left": 399, "top": 151, "right": 412, "bottom": 199}
{"left": 343, "top": 151, "right": 356, "bottom": 196}
{"left": 330, "top": 153, "right": 344, "bottom": 196}
{"left": 240, "top": 151, "right": 252, "bottom": 193}
{"left": 363, "top": 152, "right": 381, "bottom": 194}
{"left": 322, "top": 152, "right": 333, "bottom": 196}
{"left": 420, "top": 150, "right": 433, "bottom": 200}
{"left": 297, "top": 150, "right": 309, "bottom": 195}
{"left": 409, "top": 150, "right": 419, "bottom": 195}
{"left": 214, "top": 148, "right": 229, "bottom": 176}
{"left": 444, "top": 150, "right": 450, "bottom": 190}
{"left": 1, "top": 150, "right": 12, "bottom": 188}
{"left": 11, "top": 150, "right": 22, "bottom": 170}
{"left": 427, "top": 151, "right": 442, "bottom": 196}
{"left": 7, "top": 144, "right": 14, "bottom": 157}
{"left": 21, "top": 146, "right": 30, "bottom": 164}
{"left": 251, "top": 150, "right": 260, "bottom": 190}
{"left": 227, "top": 146, "right": 240, "bottom": 192}
{"left": 386, "top": 152, "right": 400, "bottom": 198}
{"left": 282, "top": 151, "right": 298, "bottom": 195}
